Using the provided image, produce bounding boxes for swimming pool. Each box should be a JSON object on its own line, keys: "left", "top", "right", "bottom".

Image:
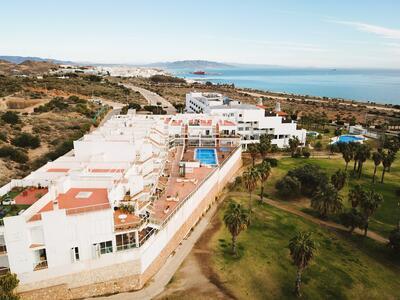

{"left": 195, "top": 148, "right": 218, "bottom": 165}
{"left": 337, "top": 135, "right": 365, "bottom": 143}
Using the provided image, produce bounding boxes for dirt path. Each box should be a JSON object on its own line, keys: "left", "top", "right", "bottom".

{"left": 228, "top": 191, "right": 388, "bottom": 244}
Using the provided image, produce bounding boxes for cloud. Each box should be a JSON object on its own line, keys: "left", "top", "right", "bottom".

{"left": 333, "top": 21, "right": 400, "bottom": 40}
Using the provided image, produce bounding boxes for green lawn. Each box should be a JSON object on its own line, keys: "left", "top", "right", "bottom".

{"left": 211, "top": 195, "right": 400, "bottom": 300}
{"left": 258, "top": 156, "right": 400, "bottom": 236}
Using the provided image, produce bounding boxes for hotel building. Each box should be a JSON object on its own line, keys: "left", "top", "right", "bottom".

{"left": 0, "top": 112, "right": 241, "bottom": 299}
{"left": 186, "top": 92, "right": 307, "bottom": 148}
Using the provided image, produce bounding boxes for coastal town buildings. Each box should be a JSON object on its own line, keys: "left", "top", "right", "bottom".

{"left": 0, "top": 112, "right": 241, "bottom": 298}
{"left": 186, "top": 92, "right": 306, "bottom": 148}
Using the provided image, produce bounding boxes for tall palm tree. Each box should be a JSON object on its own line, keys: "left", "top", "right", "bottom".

{"left": 288, "top": 231, "right": 317, "bottom": 297}
{"left": 348, "top": 184, "right": 364, "bottom": 208}
{"left": 248, "top": 144, "right": 259, "bottom": 166}
{"left": 311, "top": 184, "right": 343, "bottom": 218}
{"left": 257, "top": 160, "right": 271, "bottom": 202}
{"left": 223, "top": 202, "right": 250, "bottom": 256}
{"left": 243, "top": 166, "right": 260, "bottom": 211}
{"left": 356, "top": 144, "right": 371, "bottom": 178}
{"left": 338, "top": 143, "right": 353, "bottom": 171}
{"left": 381, "top": 150, "right": 396, "bottom": 183}
{"left": 371, "top": 151, "right": 382, "bottom": 183}
{"left": 359, "top": 190, "right": 383, "bottom": 236}
{"left": 258, "top": 142, "right": 269, "bottom": 160}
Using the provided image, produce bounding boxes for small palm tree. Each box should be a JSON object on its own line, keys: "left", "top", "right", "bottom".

{"left": 289, "top": 231, "right": 317, "bottom": 297}
{"left": 257, "top": 160, "right": 271, "bottom": 202}
{"left": 355, "top": 144, "right": 371, "bottom": 178}
{"left": 331, "top": 169, "right": 347, "bottom": 191}
{"left": 311, "top": 184, "right": 343, "bottom": 218}
{"left": 223, "top": 202, "right": 250, "bottom": 256}
{"left": 381, "top": 150, "right": 396, "bottom": 183}
{"left": 371, "top": 151, "right": 382, "bottom": 183}
{"left": 348, "top": 184, "right": 364, "bottom": 208}
{"left": 243, "top": 166, "right": 260, "bottom": 211}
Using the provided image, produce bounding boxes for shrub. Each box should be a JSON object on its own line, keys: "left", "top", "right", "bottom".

{"left": 0, "top": 132, "right": 7, "bottom": 142}
{"left": 323, "top": 128, "right": 330, "bottom": 134}
{"left": 275, "top": 175, "right": 301, "bottom": 199}
{"left": 303, "top": 149, "right": 311, "bottom": 158}
{"left": 0, "top": 145, "right": 29, "bottom": 163}
{"left": 1, "top": 111, "right": 20, "bottom": 124}
{"left": 314, "top": 141, "right": 323, "bottom": 151}
{"left": 263, "top": 157, "right": 278, "bottom": 167}
{"left": 149, "top": 75, "right": 186, "bottom": 84}
{"left": 288, "top": 164, "right": 328, "bottom": 197}
{"left": 12, "top": 133, "right": 41, "bottom": 149}
{"left": 388, "top": 229, "right": 400, "bottom": 252}
{"left": 0, "top": 272, "right": 19, "bottom": 299}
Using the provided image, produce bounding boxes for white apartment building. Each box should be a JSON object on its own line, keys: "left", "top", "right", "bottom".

{"left": 186, "top": 92, "right": 306, "bottom": 148}
{"left": 0, "top": 112, "right": 241, "bottom": 298}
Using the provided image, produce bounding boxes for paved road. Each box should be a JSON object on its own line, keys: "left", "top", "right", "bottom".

{"left": 122, "top": 84, "right": 177, "bottom": 115}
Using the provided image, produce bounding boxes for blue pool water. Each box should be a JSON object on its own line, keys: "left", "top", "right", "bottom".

{"left": 195, "top": 148, "right": 218, "bottom": 165}
{"left": 337, "top": 135, "right": 364, "bottom": 143}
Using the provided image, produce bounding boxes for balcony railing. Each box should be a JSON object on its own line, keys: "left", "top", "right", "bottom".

{"left": 116, "top": 242, "right": 136, "bottom": 252}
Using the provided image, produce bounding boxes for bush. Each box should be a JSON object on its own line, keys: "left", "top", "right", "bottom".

{"left": 1, "top": 111, "right": 20, "bottom": 124}
{"left": 12, "top": 133, "right": 41, "bottom": 149}
{"left": 0, "top": 145, "right": 29, "bottom": 163}
{"left": 149, "top": 75, "right": 186, "bottom": 84}
{"left": 0, "top": 272, "right": 19, "bottom": 299}
{"left": 388, "top": 229, "right": 400, "bottom": 252}
{"left": 314, "top": 141, "right": 323, "bottom": 151}
{"left": 288, "top": 164, "right": 328, "bottom": 197}
{"left": 323, "top": 128, "right": 330, "bottom": 134}
{"left": 275, "top": 175, "right": 301, "bottom": 199}
{"left": 0, "top": 132, "right": 7, "bottom": 142}
{"left": 263, "top": 157, "right": 278, "bottom": 167}
{"left": 303, "top": 149, "right": 311, "bottom": 158}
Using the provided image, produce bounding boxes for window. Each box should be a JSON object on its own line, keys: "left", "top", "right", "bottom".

{"left": 97, "top": 241, "right": 113, "bottom": 255}
{"left": 71, "top": 247, "right": 80, "bottom": 262}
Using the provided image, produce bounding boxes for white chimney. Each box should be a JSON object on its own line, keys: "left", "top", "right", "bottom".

{"left": 275, "top": 102, "right": 281, "bottom": 112}
{"left": 257, "top": 98, "right": 263, "bottom": 105}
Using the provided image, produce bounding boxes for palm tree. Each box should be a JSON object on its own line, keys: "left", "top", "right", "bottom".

{"left": 371, "top": 151, "right": 382, "bottom": 183}
{"left": 331, "top": 169, "right": 347, "bottom": 191}
{"left": 355, "top": 144, "right": 371, "bottom": 178}
{"left": 248, "top": 144, "right": 259, "bottom": 166}
{"left": 337, "top": 143, "right": 353, "bottom": 171}
{"left": 223, "top": 202, "right": 250, "bottom": 256}
{"left": 242, "top": 166, "right": 260, "bottom": 211}
{"left": 288, "top": 137, "right": 300, "bottom": 157}
{"left": 257, "top": 160, "right": 271, "bottom": 202}
{"left": 259, "top": 134, "right": 272, "bottom": 159}
{"left": 288, "top": 231, "right": 317, "bottom": 297}
{"left": 348, "top": 184, "right": 364, "bottom": 208}
{"left": 311, "top": 184, "right": 343, "bottom": 218}
{"left": 359, "top": 190, "right": 383, "bottom": 236}
{"left": 381, "top": 150, "right": 396, "bottom": 183}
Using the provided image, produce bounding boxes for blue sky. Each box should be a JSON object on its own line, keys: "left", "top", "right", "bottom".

{"left": 1, "top": 0, "right": 400, "bottom": 67}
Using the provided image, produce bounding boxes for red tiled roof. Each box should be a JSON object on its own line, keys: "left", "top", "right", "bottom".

{"left": 14, "top": 188, "right": 48, "bottom": 205}
{"left": 89, "top": 168, "right": 125, "bottom": 173}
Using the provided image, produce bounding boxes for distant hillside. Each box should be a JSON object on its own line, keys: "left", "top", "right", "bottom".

{"left": 145, "top": 60, "right": 234, "bottom": 69}
{"left": 0, "top": 59, "right": 58, "bottom": 75}
{"left": 0, "top": 55, "right": 75, "bottom": 65}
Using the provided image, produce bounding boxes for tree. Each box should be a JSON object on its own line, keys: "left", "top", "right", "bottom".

{"left": 359, "top": 190, "right": 384, "bottom": 236}
{"left": 288, "top": 137, "right": 300, "bottom": 157}
{"left": 257, "top": 160, "right": 271, "bottom": 202}
{"left": 247, "top": 144, "right": 258, "bottom": 166}
{"left": 331, "top": 169, "right": 347, "bottom": 191}
{"left": 381, "top": 150, "right": 396, "bottom": 183}
{"left": 242, "top": 166, "right": 260, "bottom": 211}
{"left": 0, "top": 272, "right": 19, "bottom": 300}
{"left": 288, "top": 164, "right": 328, "bottom": 197}
{"left": 388, "top": 229, "right": 400, "bottom": 253}
{"left": 355, "top": 144, "right": 371, "bottom": 178}
{"left": 371, "top": 151, "right": 382, "bottom": 183}
{"left": 223, "top": 202, "right": 250, "bottom": 256}
{"left": 348, "top": 185, "right": 364, "bottom": 208}
{"left": 337, "top": 142, "right": 353, "bottom": 171}
{"left": 1, "top": 111, "right": 20, "bottom": 125}
{"left": 311, "top": 184, "right": 343, "bottom": 218}
{"left": 259, "top": 134, "right": 272, "bottom": 159}
{"left": 275, "top": 176, "right": 301, "bottom": 199}
{"left": 339, "top": 209, "right": 364, "bottom": 234}
{"left": 11, "top": 132, "right": 41, "bottom": 149}
{"left": 288, "top": 231, "right": 317, "bottom": 297}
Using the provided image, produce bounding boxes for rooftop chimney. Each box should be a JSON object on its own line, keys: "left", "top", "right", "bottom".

{"left": 257, "top": 98, "right": 263, "bottom": 105}
{"left": 275, "top": 102, "right": 281, "bottom": 112}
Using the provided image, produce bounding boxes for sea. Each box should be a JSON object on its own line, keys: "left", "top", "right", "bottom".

{"left": 169, "top": 67, "right": 400, "bottom": 105}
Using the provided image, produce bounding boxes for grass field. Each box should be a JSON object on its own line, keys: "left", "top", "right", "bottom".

{"left": 210, "top": 194, "right": 400, "bottom": 300}
{"left": 255, "top": 155, "right": 400, "bottom": 237}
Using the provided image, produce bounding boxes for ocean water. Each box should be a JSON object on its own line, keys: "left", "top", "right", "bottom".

{"left": 170, "top": 67, "right": 400, "bottom": 105}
